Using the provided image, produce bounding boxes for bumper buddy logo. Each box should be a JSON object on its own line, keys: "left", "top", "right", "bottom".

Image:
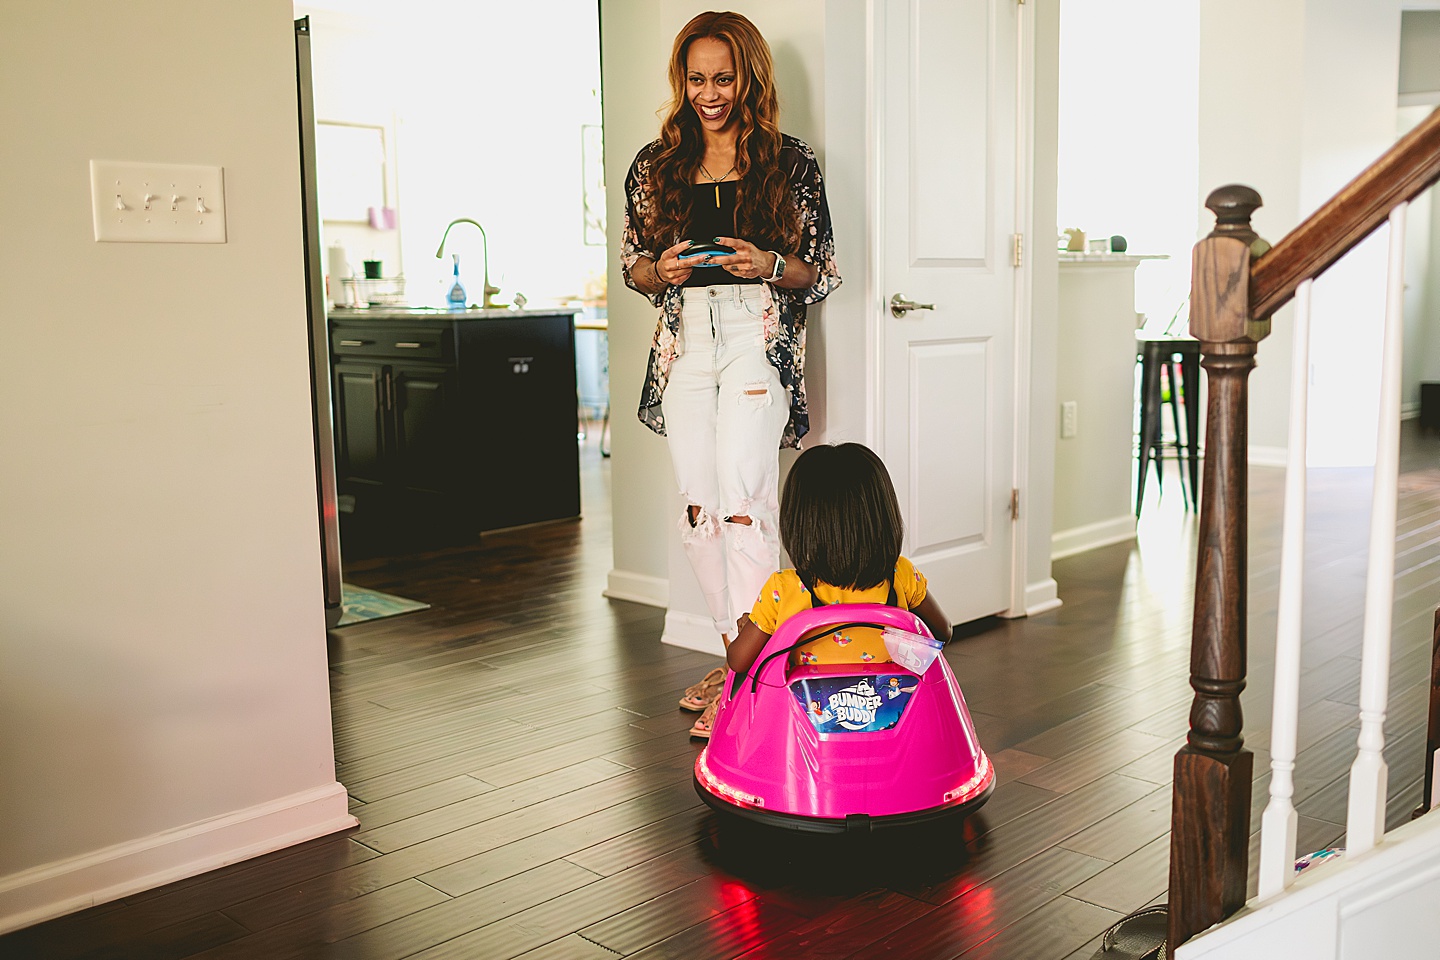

{"left": 792, "top": 674, "right": 917, "bottom": 733}
{"left": 828, "top": 679, "right": 883, "bottom": 730}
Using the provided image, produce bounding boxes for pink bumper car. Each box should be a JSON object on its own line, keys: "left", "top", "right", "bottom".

{"left": 694, "top": 603, "right": 994, "bottom": 833}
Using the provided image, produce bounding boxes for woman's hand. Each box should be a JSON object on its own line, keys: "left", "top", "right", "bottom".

{"left": 708, "top": 236, "right": 776, "bottom": 280}
{"left": 711, "top": 237, "right": 820, "bottom": 289}
{"left": 652, "top": 239, "right": 696, "bottom": 289}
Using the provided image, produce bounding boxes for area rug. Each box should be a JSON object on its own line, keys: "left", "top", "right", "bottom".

{"left": 337, "top": 583, "right": 430, "bottom": 626}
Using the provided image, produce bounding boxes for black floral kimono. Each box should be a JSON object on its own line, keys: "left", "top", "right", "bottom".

{"left": 621, "top": 133, "right": 842, "bottom": 449}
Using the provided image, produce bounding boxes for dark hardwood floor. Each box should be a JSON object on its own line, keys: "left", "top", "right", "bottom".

{"left": 6, "top": 424, "right": 1438, "bottom": 960}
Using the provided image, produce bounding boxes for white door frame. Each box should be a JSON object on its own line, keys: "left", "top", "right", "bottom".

{"left": 826, "top": 0, "right": 1037, "bottom": 618}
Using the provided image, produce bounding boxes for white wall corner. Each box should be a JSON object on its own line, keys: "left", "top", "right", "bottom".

{"left": 0, "top": 781, "right": 355, "bottom": 936}
{"left": 1000, "top": 577, "right": 1063, "bottom": 620}
{"left": 604, "top": 569, "right": 669, "bottom": 609}
{"left": 1025, "top": 578, "right": 1062, "bottom": 617}
{"left": 660, "top": 610, "right": 726, "bottom": 657}
{"left": 1051, "top": 515, "right": 1138, "bottom": 561}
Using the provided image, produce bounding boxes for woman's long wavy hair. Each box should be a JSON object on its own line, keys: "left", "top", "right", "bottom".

{"left": 646, "top": 11, "right": 800, "bottom": 252}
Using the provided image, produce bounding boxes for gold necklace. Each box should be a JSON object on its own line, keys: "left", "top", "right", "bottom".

{"left": 699, "top": 162, "right": 736, "bottom": 208}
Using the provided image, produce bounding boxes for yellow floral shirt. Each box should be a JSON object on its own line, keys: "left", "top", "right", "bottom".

{"left": 749, "top": 557, "right": 929, "bottom": 665}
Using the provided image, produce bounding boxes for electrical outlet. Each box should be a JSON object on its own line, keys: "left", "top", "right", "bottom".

{"left": 1061, "top": 401, "right": 1078, "bottom": 438}
{"left": 90, "top": 160, "right": 226, "bottom": 243}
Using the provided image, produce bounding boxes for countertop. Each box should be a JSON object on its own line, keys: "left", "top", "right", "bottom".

{"left": 1057, "top": 252, "right": 1169, "bottom": 267}
{"left": 329, "top": 305, "right": 581, "bottom": 321}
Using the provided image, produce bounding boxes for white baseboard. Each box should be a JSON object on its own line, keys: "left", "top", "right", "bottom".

{"left": 660, "top": 610, "right": 725, "bottom": 656}
{"left": 1051, "top": 515, "right": 1137, "bottom": 561}
{"left": 1024, "top": 578, "right": 1063, "bottom": 616}
{"left": 1402, "top": 401, "right": 1420, "bottom": 421}
{"left": 604, "top": 569, "right": 668, "bottom": 608}
{"left": 999, "top": 577, "right": 1063, "bottom": 619}
{"left": 1248, "top": 445, "right": 1289, "bottom": 467}
{"left": 0, "top": 781, "right": 356, "bottom": 935}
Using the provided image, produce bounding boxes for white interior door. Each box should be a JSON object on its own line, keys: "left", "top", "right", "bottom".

{"left": 877, "top": 0, "right": 1019, "bottom": 624}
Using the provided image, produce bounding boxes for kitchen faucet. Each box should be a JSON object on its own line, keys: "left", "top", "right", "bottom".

{"left": 435, "top": 218, "right": 501, "bottom": 309}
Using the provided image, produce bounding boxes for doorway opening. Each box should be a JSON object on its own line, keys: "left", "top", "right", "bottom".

{"left": 296, "top": 1, "right": 611, "bottom": 570}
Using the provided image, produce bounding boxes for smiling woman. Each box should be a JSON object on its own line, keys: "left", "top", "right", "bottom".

{"left": 618, "top": 10, "right": 841, "bottom": 740}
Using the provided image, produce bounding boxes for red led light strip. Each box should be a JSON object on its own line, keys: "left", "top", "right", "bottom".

{"left": 942, "top": 751, "right": 993, "bottom": 804}
{"left": 695, "top": 752, "right": 766, "bottom": 808}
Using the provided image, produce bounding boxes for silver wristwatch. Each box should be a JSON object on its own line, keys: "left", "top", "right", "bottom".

{"left": 766, "top": 251, "right": 786, "bottom": 282}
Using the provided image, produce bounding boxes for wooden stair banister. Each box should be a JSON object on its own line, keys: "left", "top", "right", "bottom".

{"left": 1250, "top": 105, "right": 1440, "bottom": 320}
{"left": 1418, "top": 608, "right": 1440, "bottom": 819}
{"left": 1168, "top": 186, "right": 1266, "bottom": 958}
{"left": 1165, "top": 106, "right": 1440, "bottom": 958}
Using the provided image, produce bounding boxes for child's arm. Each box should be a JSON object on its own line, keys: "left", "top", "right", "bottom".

{"left": 912, "top": 590, "right": 951, "bottom": 643}
{"left": 726, "top": 614, "right": 773, "bottom": 675}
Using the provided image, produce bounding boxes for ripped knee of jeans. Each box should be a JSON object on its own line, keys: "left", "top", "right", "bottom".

{"left": 725, "top": 499, "right": 773, "bottom": 543}
{"left": 678, "top": 503, "right": 721, "bottom": 542}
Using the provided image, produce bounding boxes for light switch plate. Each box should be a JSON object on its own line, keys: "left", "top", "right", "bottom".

{"left": 1061, "top": 400, "right": 1078, "bottom": 439}
{"left": 90, "top": 160, "right": 226, "bottom": 243}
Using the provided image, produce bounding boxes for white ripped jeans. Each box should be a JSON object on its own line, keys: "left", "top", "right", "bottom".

{"left": 661, "top": 284, "right": 790, "bottom": 640}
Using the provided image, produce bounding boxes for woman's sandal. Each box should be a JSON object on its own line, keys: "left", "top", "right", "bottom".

{"left": 689, "top": 698, "right": 718, "bottom": 739}
{"left": 678, "top": 667, "right": 726, "bottom": 712}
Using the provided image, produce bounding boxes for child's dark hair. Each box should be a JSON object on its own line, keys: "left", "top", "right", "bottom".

{"left": 780, "top": 443, "right": 904, "bottom": 590}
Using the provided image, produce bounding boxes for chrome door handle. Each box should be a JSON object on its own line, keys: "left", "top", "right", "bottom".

{"left": 890, "top": 294, "right": 935, "bottom": 318}
{"left": 394, "top": 341, "right": 422, "bottom": 349}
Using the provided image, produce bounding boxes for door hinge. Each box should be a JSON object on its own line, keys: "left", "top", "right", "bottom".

{"left": 1010, "top": 488, "right": 1020, "bottom": 521}
{"left": 1011, "top": 233, "right": 1024, "bottom": 267}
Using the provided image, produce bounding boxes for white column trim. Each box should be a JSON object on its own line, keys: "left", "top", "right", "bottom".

{"left": 1004, "top": 0, "right": 1038, "bottom": 618}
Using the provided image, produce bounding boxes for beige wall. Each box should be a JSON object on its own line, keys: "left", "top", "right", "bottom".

{"left": 1199, "top": 0, "right": 1402, "bottom": 467}
{"left": 1400, "top": 10, "right": 1440, "bottom": 96}
{"left": 1052, "top": 262, "right": 1142, "bottom": 556}
{"left": 0, "top": 0, "right": 349, "bottom": 931}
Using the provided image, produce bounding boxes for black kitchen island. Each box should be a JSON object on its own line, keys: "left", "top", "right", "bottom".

{"left": 329, "top": 306, "right": 581, "bottom": 550}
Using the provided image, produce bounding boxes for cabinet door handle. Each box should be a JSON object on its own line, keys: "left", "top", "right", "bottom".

{"left": 339, "top": 339, "right": 367, "bottom": 347}
{"left": 394, "top": 341, "right": 422, "bottom": 349}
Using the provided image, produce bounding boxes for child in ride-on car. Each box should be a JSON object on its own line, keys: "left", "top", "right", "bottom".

{"left": 688, "top": 442, "right": 950, "bottom": 738}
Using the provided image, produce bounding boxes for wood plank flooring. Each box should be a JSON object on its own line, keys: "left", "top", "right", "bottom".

{"left": 6, "top": 423, "right": 1440, "bottom": 960}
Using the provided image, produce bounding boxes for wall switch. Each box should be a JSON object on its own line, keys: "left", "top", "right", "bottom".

{"left": 1061, "top": 400, "right": 1078, "bottom": 438}
{"left": 90, "top": 160, "right": 226, "bottom": 243}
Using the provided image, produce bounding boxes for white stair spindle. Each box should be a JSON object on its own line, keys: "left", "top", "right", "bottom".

{"left": 1346, "top": 202, "right": 1409, "bottom": 855}
{"left": 1258, "top": 278, "right": 1314, "bottom": 900}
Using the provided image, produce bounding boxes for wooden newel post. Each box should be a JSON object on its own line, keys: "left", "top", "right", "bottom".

{"left": 1168, "top": 185, "right": 1270, "bottom": 957}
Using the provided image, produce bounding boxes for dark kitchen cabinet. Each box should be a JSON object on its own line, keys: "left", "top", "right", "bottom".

{"left": 330, "top": 311, "right": 580, "bottom": 544}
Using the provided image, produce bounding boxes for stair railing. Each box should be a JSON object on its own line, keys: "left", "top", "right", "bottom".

{"left": 1169, "top": 104, "right": 1440, "bottom": 958}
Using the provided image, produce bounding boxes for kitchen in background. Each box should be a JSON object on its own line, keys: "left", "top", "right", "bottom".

{"left": 295, "top": 1, "right": 608, "bottom": 567}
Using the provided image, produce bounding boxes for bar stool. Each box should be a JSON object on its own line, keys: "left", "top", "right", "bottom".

{"left": 1136, "top": 336, "right": 1200, "bottom": 517}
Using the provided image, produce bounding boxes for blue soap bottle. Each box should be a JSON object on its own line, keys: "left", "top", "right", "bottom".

{"left": 447, "top": 253, "right": 467, "bottom": 310}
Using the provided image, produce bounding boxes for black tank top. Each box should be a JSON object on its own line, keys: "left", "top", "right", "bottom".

{"left": 681, "top": 180, "right": 763, "bottom": 288}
